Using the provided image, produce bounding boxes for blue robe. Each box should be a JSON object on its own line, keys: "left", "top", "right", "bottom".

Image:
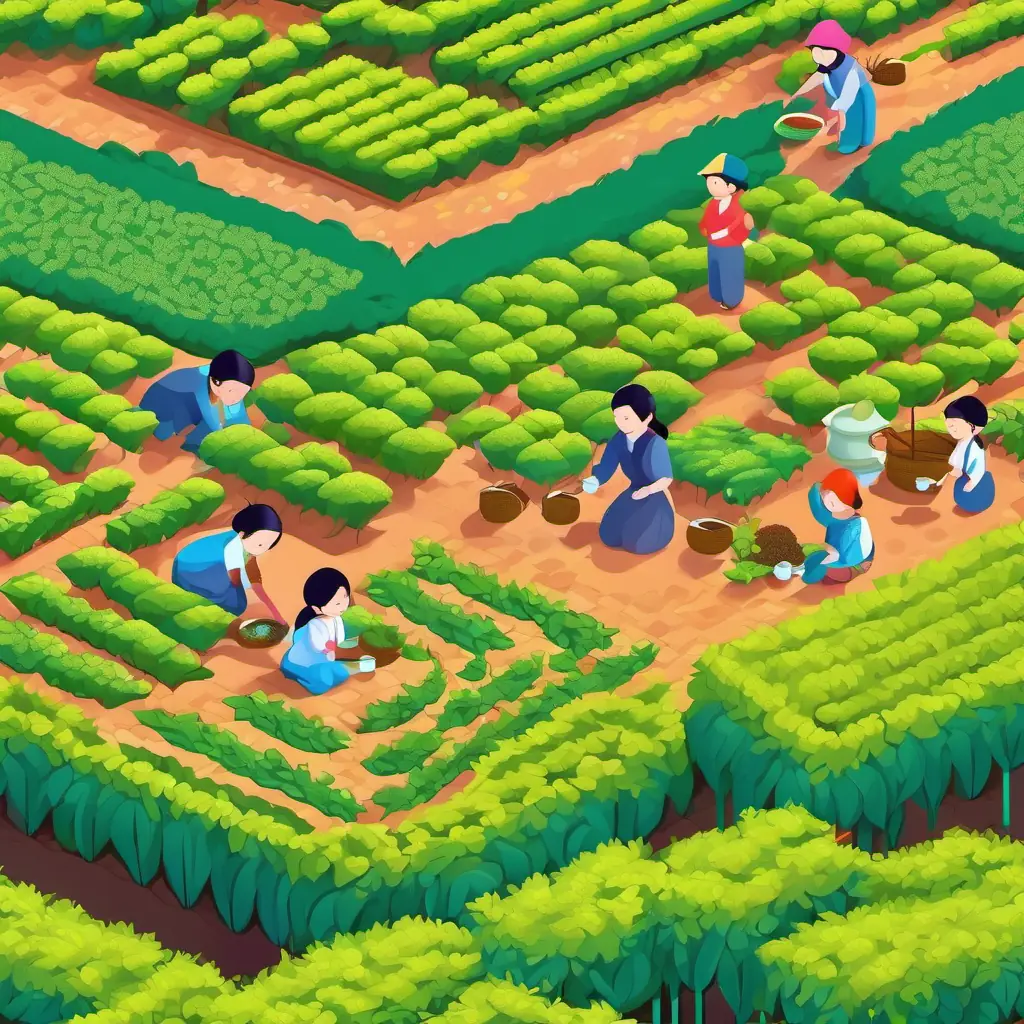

{"left": 803, "top": 484, "right": 874, "bottom": 584}
{"left": 823, "top": 55, "right": 876, "bottom": 155}
{"left": 952, "top": 441, "right": 994, "bottom": 513}
{"left": 140, "top": 364, "right": 249, "bottom": 453}
{"left": 281, "top": 620, "right": 353, "bottom": 694}
{"left": 592, "top": 430, "right": 675, "bottom": 554}
{"left": 171, "top": 529, "right": 248, "bottom": 615}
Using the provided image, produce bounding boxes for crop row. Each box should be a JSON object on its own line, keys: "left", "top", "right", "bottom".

{"left": 0, "top": 287, "right": 174, "bottom": 388}
{"left": 0, "top": 393, "right": 100, "bottom": 473}
{"left": 988, "top": 399, "right": 1024, "bottom": 461}
{"left": 0, "top": 572, "right": 211, "bottom": 688}
{"left": 686, "top": 519, "right": 1024, "bottom": 847}
{"left": 0, "top": 0, "right": 156, "bottom": 55}
{"left": 357, "top": 657, "right": 449, "bottom": 732}
{"left": 135, "top": 708, "right": 364, "bottom": 820}
{"left": 198, "top": 424, "right": 395, "bottom": 529}
{"left": 226, "top": 689, "right": 349, "bottom": 754}
{"left": 532, "top": 0, "right": 958, "bottom": 140}
{"left": 56, "top": 545, "right": 235, "bottom": 652}
{"left": 106, "top": 477, "right": 225, "bottom": 553}
{"left": 410, "top": 538, "right": 616, "bottom": 658}
{"left": 0, "top": 674, "right": 687, "bottom": 949}
{"left": 372, "top": 640, "right": 659, "bottom": 812}
{"left": 941, "top": 0, "right": 1024, "bottom": 60}
{"left": 0, "top": 461, "right": 133, "bottom": 558}
{"left": 5, "top": 358, "right": 159, "bottom": 453}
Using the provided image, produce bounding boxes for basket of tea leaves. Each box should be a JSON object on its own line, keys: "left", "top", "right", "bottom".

{"left": 233, "top": 618, "right": 289, "bottom": 649}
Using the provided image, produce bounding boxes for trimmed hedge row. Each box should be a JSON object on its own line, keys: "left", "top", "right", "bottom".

{"left": 0, "top": 572, "right": 211, "bottom": 688}
{"left": 840, "top": 69, "right": 1024, "bottom": 272}
{"left": 941, "top": 0, "right": 1024, "bottom": 62}
{"left": 57, "top": 546, "right": 235, "bottom": 652}
{"left": 685, "top": 520, "right": 1024, "bottom": 849}
{"left": 106, "top": 477, "right": 225, "bottom": 553}
{"left": 226, "top": 689, "right": 349, "bottom": 754}
{"left": 0, "top": 465, "right": 134, "bottom": 558}
{"left": 0, "top": 285, "right": 174, "bottom": 388}
{"left": 198, "top": 424, "right": 395, "bottom": 527}
{"left": 4, "top": 359, "right": 159, "bottom": 452}
{"left": 987, "top": 400, "right": 1024, "bottom": 461}
{"left": 0, "top": 392, "right": 99, "bottom": 473}
{"left": 0, "top": 675, "right": 689, "bottom": 950}
{"left": 135, "top": 707, "right": 365, "bottom": 820}
{"left": 0, "top": 0, "right": 155, "bottom": 55}
{"left": 533, "top": 0, "right": 958, "bottom": 138}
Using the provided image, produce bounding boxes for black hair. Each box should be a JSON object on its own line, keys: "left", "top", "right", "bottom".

{"left": 810, "top": 48, "right": 847, "bottom": 74}
{"left": 231, "top": 503, "right": 283, "bottom": 544}
{"left": 210, "top": 350, "right": 256, "bottom": 388}
{"left": 703, "top": 172, "right": 748, "bottom": 193}
{"left": 295, "top": 568, "right": 351, "bottom": 632}
{"left": 610, "top": 384, "right": 668, "bottom": 439}
{"left": 944, "top": 396, "right": 988, "bottom": 449}
{"left": 851, "top": 491, "right": 863, "bottom": 511}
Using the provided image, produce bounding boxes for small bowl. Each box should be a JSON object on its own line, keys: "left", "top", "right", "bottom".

{"left": 915, "top": 476, "right": 934, "bottom": 492}
{"left": 774, "top": 113, "right": 826, "bottom": 141}
{"left": 774, "top": 561, "right": 794, "bottom": 581}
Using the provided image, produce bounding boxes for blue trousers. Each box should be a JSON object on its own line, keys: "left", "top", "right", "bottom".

{"left": 707, "top": 245, "right": 745, "bottom": 308}
{"left": 836, "top": 88, "right": 876, "bottom": 155}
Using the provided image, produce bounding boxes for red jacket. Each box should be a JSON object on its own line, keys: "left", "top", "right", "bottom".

{"left": 698, "top": 197, "right": 751, "bottom": 247}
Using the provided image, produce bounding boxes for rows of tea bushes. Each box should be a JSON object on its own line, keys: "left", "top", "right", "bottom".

{"left": 0, "top": 674, "right": 689, "bottom": 949}
{"left": 0, "top": 0, "right": 158, "bottom": 55}
{"left": 0, "top": 572, "right": 212, "bottom": 688}
{"left": 12, "top": 808, "right": 1024, "bottom": 1024}
{"left": 226, "top": 689, "right": 350, "bottom": 754}
{"left": 987, "top": 399, "right": 1024, "bottom": 461}
{"left": 0, "top": 286, "right": 174, "bottom": 388}
{"left": 0, "top": 393, "right": 99, "bottom": 473}
{"left": 198, "top": 424, "right": 395, "bottom": 529}
{"left": 0, "top": 459, "right": 133, "bottom": 557}
{"left": 56, "top": 546, "right": 235, "bottom": 651}
{"left": 940, "top": 0, "right": 1024, "bottom": 59}
{"left": 105, "top": 477, "right": 225, "bottom": 553}
{"left": 4, "top": 359, "right": 160, "bottom": 453}
{"left": 685, "top": 519, "right": 1024, "bottom": 850}
{"left": 135, "top": 708, "right": 365, "bottom": 820}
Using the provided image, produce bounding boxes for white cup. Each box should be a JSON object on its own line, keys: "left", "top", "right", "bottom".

{"left": 915, "top": 477, "right": 932, "bottom": 492}
{"left": 774, "top": 561, "right": 793, "bottom": 581}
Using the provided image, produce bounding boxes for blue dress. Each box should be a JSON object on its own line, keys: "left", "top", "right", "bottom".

{"left": 802, "top": 484, "right": 875, "bottom": 584}
{"left": 823, "top": 55, "right": 876, "bottom": 155}
{"left": 592, "top": 430, "right": 675, "bottom": 554}
{"left": 281, "top": 618, "right": 352, "bottom": 694}
{"left": 952, "top": 441, "right": 994, "bottom": 513}
{"left": 140, "top": 364, "right": 249, "bottom": 453}
{"left": 171, "top": 529, "right": 248, "bottom": 615}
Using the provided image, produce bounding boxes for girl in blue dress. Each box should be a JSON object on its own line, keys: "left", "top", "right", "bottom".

{"left": 140, "top": 350, "right": 254, "bottom": 455}
{"left": 945, "top": 396, "right": 995, "bottom": 514}
{"left": 581, "top": 384, "right": 675, "bottom": 555}
{"left": 172, "top": 504, "right": 285, "bottom": 620}
{"left": 281, "top": 568, "right": 376, "bottom": 694}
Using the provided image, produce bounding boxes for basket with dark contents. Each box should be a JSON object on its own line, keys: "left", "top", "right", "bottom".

{"left": 232, "top": 618, "right": 289, "bottom": 649}
{"left": 750, "top": 524, "right": 806, "bottom": 568}
{"left": 480, "top": 482, "right": 529, "bottom": 523}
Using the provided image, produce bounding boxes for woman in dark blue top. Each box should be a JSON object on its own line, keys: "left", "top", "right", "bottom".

{"left": 581, "top": 384, "right": 675, "bottom": 554}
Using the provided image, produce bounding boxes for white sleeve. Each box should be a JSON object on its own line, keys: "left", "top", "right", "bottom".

{"left": 307, "top": 618, "right": 332, "bottom": 653}
{"left": 335, "top": 617, "right": 346, "bottom": 644}
{"left": 833, "top": 70, "right": 861, "bottom": 113}
{"left": 223, "top": 535, "right": 251, "bottom": 590}
{"left": 966, "top": 444, "right": 986, "bottom": 486}
{"left": 858, "top": 518, "right": 873, "bottom": 561}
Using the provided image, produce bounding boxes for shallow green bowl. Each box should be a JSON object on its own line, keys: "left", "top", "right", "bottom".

{"left": 774, "top": 113, "right": 825, "bottom": 141}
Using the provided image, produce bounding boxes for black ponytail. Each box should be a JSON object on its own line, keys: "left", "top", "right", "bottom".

{"left": 944, "top": 396, "right": 988, "bottom": 449}
{"left": 610, "top": 383, "right": 669, "bottom": 438}
{"left": 294, "top": 567, "right": 351, "bottom": 632}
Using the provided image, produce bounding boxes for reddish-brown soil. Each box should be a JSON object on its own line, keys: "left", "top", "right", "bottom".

{"left": 1, "top": 0, "right": 1020, "bottom": 255}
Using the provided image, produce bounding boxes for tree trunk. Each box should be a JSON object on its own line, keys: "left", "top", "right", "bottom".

{"left": 196, "top": 0, "right": 208, "bottom": 16}
{"left": 910, "top": 406, "right": 916, "bottom": 458}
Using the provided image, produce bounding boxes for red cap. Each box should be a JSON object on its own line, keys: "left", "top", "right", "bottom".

{"left": 821, "top": 468, "right": 860, "bottom": 507}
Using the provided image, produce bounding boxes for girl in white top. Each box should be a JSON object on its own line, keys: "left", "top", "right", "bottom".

{"left": 945, "top": 396, "right": 995, "bottom": 514}
{"left": 281, "top": 568, "right": 375, "bottom": 694}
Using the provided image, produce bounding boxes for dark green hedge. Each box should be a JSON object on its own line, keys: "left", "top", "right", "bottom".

{"left": 840, "top": 68, "right": 1024, "bottom": 268}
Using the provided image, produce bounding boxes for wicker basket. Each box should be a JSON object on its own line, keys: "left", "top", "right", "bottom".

{"left": 231, "top": 617, "right": 289, "bottom": 649}
{"left": 774, "top": 113, "right": 825, "bottom": 141}
{"left": 479, "top": 482, "right": 529, "bottom": 523}
{"left": 542, "top": 490, "right": 581, "bottom": 525}
{"left": 866, "top": 56, "right": 906, "bottom": 86}
{"left": 875, "top": 428, "right": 955, "bottom": 492}
{"left": 686, "top": 518, "right": 734, "bottom": 555}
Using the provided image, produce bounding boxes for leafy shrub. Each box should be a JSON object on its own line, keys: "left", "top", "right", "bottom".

{"left": 225, "top": 691, "right": 348, "bottom": 754}
{"left": 106, "top": 478, "right": 225, "bottom": 553}
{"left": 379, "top": 426, "right": 457, "bottom": 479}
{"left": 560, "top": 347, "right": 643, "bottom": 391}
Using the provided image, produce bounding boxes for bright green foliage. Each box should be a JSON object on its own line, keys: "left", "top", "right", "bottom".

{"left": 560, "top": 346, "right": 643, "bottom": 391}
{"left": 807, "top": 336, "right": 879, "bottom": 382}
{"left": 106, "top": 478, "right": 225, "bottom": 553}
{"left": 411, "top": 539, "right": 617, "bottom": 657}
{"left": 446, "top": 407, "right": 513, "bottom": 447}
{"left": 436, "top": 654, "right": 546, "bottom": 731}
{"left": 364, "top": 727, "right": 445, "bottom": 776}
{"left": 225, "top": 691, "right": 349, "bottom": 754}
{"left": 424, "top": 980, "right": 625, "bottom": 1023}
{"left": 667, "top": 417, "right": 811, "bottom": 504}
{"left": 0, "top": 618, "right": 151, "bottom": 707}
{"left": 57, "top": 546, "right": 234, "bottom": 652}
{"left": 136, "top": 708, "right": 364, "bottom": 820}
{"left": 365, "top": 570, "right": 514, "bottom": 656}
{"left": 425, "top": 370, "right": 485, "bottom": 413}
{"left": 518, "top": 368, "right": 581, "bottom": 411}
{"left": 874, "top": 359, "right": 946, "bottom": 409}
{"left": 358, "top": 658, "right": 448, "bottom": 732}
{"left": 739, "top": 301, "right": 805, "bottom": 349}
{"left": 0, "top": 392, "right": 96, "bottom": 472}
{"left": 379, "top": 426, "right": 457, "bottom": 479}
{"left": 836, "top": 373, "right": 901, "bottom": 419}
{"left": 0, "top": 573, "right": 210, "bottom": 689}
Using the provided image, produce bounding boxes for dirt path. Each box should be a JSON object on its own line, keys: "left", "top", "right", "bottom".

{"left": 0, "top": 1, "right": 1013, "bottom": 257}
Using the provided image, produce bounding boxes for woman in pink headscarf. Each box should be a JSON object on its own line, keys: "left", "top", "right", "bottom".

{"left": 784, "top": 20, "right": 876, "bottom": 154}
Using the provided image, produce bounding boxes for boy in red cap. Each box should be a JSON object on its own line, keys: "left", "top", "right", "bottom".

{"left": 799, "top": 468, "right": 874, "bottom": 584}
